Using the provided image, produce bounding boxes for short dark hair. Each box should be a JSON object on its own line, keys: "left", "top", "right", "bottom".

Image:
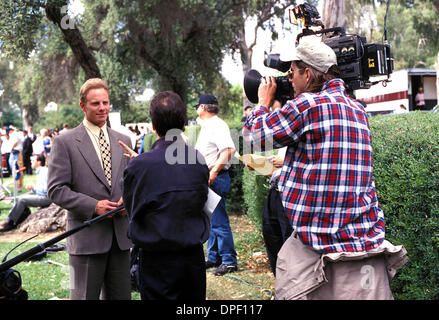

{"left": 150, "top": 91, "right": 187, "bottom": 137}
{"left": 36, "top": 154, "right": 46, "bottom": 167}
{"left": 203, "top": 104, "right": 219, "bottom": 114}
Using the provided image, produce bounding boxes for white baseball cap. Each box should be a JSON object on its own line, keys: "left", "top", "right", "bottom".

{"left": 280, "top": 35, "right": 337, "bottom": 73}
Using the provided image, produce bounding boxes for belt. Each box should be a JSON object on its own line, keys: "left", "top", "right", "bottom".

{"left": 218, "top": 169, "right": 228, "bottom": 175}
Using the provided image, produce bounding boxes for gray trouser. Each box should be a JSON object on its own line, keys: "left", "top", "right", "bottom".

{"left": 68, "top": 238, "right": 131, "bottom": 300}
{"left": 9, "top": 193, "right": 52, "bottom": 225}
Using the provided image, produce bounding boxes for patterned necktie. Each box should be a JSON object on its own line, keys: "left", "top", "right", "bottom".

{"left": 99, "top": 129, "right": 112, "bottom": 186}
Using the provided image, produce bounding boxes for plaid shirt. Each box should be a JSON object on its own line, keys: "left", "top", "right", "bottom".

{"left": 243, "top": 79, "right": 385, "bottom": 254}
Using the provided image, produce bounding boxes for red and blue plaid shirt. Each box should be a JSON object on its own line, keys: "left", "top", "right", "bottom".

{"left": 243, "top": 79, "right": 385, "bottom": 254}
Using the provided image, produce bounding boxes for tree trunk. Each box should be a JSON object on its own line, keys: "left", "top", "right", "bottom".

{"left": 237, "top": 25, "right": 254, "bottom": 109}
{"left": 18, "top": 203, "right": 67, "bottom": 233}
{"left": 321, "top": 0, "right": 346, "bottom": 30}
{"left": 44, "top": 3, "right": 101, "bottom": 79}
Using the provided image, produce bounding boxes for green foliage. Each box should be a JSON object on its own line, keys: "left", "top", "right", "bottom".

{"left": 88, "top": 0, "right": 243, "bottom": 102}
{"left": 140, "top": 132, "right": 158, "bottom": 153}
{"left": 119, "top": 100, "right": 150, "bottom": 125}
{"left": 238, "top": 111, "right": 439, "bottom": 299}
{"left": 0, "top": 1, "right": 45, "bottom": 60}
{"left": 242, "top": 167, "right": 270, "bottom": 233}
{"left": 0, "top": 107, "right": 22, "bottom": 128}
{"left": 215, "top": 83, "right": 245, "bottom": 123}
{"left": 184, "top": 124, "right": 200, "bottom": 147}
{"left": 34, "top": 103, "right": 83, "bottom": 132}
{"left": 374, "top": 1, "right": 439, "bottom": 69}
{"left": 226, "top": 123, "right": 245, "bottom": 214}
{"left": 370, "top": 112, "right": 439, "bottom": 300}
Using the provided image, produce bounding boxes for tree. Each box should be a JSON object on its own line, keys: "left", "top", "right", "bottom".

{"left": 0, "top": 0, "right": 100, "bottom": 79}
{"left": 232, "top": 0, "right": 297, "bottom": 107}
{"left": 321, "top": 0, "right": 346, "bottom": 29}
{"left": 0, "top": 1, "right": 100, "bottom": 126}
{"left": 0, "top": 59, "right": 20, "bottom": 125}
{"left": 83, "top": 0, "right": 244, "bottom": 104}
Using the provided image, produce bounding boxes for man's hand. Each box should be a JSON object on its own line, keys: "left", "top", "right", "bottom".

{"left": 208, "top": 148, "right": 234, "bottom": 185}
{"left": 117, "top": 196, "right": 127, "bottom": 216}
{"left": 267, "top": 155, "right": 284, "bottom": 168}
{"left": 208, "top": 170, "right": 218, "bottom": 186}
{"left": 118, "top": 140, "right": 138, "bottom": 159}
{"left": 95, "top": 199, "right": 121, "bottom": 218}
{"left": 258, "top": 76, "right": 277, "bottom": 108}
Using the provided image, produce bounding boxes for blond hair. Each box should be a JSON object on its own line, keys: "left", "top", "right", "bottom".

{"left": 79, "top": 78, "right": 109, "bottom": 103}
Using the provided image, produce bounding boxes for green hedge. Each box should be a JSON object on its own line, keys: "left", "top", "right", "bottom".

{"left": 370, "top": 111, "right": 439, "bottom": 300}
{"left": 240, "top": 111, "right": 439, "bottom": 300}
{"left": 242, "top": 168, "right": 270, "bottom": 232}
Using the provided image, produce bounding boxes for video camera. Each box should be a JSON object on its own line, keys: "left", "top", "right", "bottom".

{"left": 244, "top": 2, "right": 394, "bottom": 105}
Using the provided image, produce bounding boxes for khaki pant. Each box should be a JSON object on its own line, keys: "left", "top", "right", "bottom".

{"left": 275, "top": 233, "right": 408, "bottom": 300}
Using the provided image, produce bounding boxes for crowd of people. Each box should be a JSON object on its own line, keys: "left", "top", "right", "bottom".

{"left": 0, "top": 125, "right": 70, "bottom": 177}
{"left": 0, "top": 125, "right": 70, "bottom": 232}
{"left": 0, "top": 35, "right": 409, "bottom": 301}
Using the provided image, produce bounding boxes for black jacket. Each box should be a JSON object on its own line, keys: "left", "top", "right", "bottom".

{"left": 123, "top": 137, "right": 210, "bottom": 251}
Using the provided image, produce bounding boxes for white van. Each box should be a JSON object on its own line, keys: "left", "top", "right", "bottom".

{"left": 354, "top": 68, "right": 437, "bottom": 116}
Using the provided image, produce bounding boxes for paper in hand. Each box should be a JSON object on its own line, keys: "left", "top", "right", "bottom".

{"left": 203, "top": 187, "right": 222, "bottom": 219}
{"left": 236, "top": 153, "right": 277, "bottom": 176}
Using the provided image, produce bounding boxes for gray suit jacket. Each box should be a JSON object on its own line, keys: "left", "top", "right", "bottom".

{"left": 47, "top": 123, "right": 132, "bottom": 255}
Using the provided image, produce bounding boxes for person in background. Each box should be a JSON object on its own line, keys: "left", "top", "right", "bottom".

{"left": 0, "top": 154, "right": 51, "bottom": 232}
{"left": 41, "top": 128, "right": 52, "bottom": 163}
{"left": 415, "top": 87, "right": 425, "bottom": 109}
{"left": 60, "top": 123, "right": 70, "bottom": 135}
{"left": 195, "top": 94, "right": 238, "bottom": 276}
{"left": 0, "top": 129, "right": 13, "bottom": 176}
{"left": 8, "top": 128, "right": 24, "bottom": 190}
{"left": 241, "top": 104, "right": 254, "bottom": 122}
{"left": 22, "top": 129, "right": 34, "bottom": 175}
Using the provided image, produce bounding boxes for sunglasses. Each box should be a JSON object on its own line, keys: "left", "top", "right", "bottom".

{"left": 287, "top": 67, "right": 305, "bottom": 79}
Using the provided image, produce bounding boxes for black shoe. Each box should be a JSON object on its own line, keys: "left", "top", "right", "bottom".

{"left": 0, "top": 221, "right": 15, "bottom": 232}
{"left": 205, "top": 260, "right": 220, "bottom": 269}
{"left": 212, "top": 264, "right": 238, "bottom": 276}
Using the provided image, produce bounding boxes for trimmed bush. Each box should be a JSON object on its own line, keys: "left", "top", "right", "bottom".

{"left": 239, "top": 111, "right": 439, "bottom": 300}
{"left": 370, "top": 111, "right": 439, "bottom": 300}
{"left": 242, "top": 168, "right": 270, "bottom": 232}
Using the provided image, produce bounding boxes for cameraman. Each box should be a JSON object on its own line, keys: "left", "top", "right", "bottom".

{"left": 243, "top": 36, "right": 407, "bottom": 300}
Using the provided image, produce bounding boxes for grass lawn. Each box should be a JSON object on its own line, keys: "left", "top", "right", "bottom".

{"left": 1, "top": 173, "right": 38, "bottom": 219}
{"left": 1, "top": 180, "right": 273, "bottom": 301}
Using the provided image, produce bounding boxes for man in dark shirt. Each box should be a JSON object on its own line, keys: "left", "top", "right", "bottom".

{"left": 122, "top": 91, "right": 210, "bottom": 300}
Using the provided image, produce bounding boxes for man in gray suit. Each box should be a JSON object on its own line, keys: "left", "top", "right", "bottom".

{"left": 47, "top": 78, "right": 132, "bottom": 300}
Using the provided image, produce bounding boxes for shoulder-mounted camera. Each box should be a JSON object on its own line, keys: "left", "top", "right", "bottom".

{"left": 244, "top": 2, "right": 394, "bottom": 105}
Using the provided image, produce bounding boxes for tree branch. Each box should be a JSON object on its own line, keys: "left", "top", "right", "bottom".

{"left": 44, "top": 2, "right": 101, "bottom": 79}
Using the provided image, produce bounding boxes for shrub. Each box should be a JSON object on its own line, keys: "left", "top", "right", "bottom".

{"left": 370, "top": 111, "right": 439, "bottom": 300}
{"left": 239, "top": 111, "right": 439, "bottom": 300}
{"left": 242, "top": 168, "right": 270, "bottom": 232}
